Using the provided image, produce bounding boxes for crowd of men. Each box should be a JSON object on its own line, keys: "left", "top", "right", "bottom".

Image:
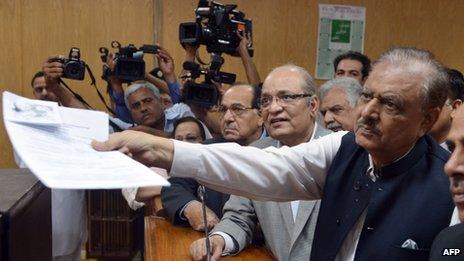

{"left": 24, "top": 31, "right": 464, "bottom": 260}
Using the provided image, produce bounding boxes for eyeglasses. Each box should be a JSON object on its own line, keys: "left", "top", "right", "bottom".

{"left": 259, "top": 93, "right": 312, "bottom": 109}
{"left": 217, "top": 104, "right": 255, "bottom": 117}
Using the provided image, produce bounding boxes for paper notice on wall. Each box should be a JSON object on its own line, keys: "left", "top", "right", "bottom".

{"left": 315, "top": 4, "right": 366, "bottom": 79}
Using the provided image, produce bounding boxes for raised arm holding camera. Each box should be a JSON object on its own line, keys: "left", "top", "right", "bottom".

{"left": 236, "top": 30, "right": 260, "bottom": 86}
{"left": 42, "top": 55, "right": 88, "bottom": 109}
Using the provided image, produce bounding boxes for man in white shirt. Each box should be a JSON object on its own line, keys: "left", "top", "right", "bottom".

{"left": 93, "top": 47, "right": 454, "bottom": 261}
{"left": 27, "top": 70, "right": 85, "bottom": 261}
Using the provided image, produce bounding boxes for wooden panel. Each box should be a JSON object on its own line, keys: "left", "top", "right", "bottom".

{"left": 0, "top": 0, "right": 155, "bottom": 168}
{"left": 2, "top": 0, "right": 464, "bottom": 168}
{"left": 161, "top": 0, "right": 464, "bottom": 84}
{"left": 0, "top": 1, "right": 22, "bottom": 168}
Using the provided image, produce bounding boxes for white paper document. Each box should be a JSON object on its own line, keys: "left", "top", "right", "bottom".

{"left": 3, "top": 91, "right": 170, "bottom": 189}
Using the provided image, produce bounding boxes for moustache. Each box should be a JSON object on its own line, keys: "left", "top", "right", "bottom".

{"left": 355, "top": 117, "right": 381, "bottom": 135}
{"left": 451, "top": 175, "right": 464, "bottom": 190}
{"left": 326, "top": 122, "right": 342, "bottom": 130}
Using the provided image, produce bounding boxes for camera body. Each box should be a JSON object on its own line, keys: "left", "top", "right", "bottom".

{"left": 182, "top": 57, "right": 236, "bottom": 107}
{"left": 56, "top": 47, "right": 86, "bottom": 81}
{"left": 179, "top": 1, "right": 253, "bottom": 56}
{"left": 100, "top": 41, "right": 159, "bottom": 83}
{"left": 184, "top": 81, "right": 219, "bottom": 107}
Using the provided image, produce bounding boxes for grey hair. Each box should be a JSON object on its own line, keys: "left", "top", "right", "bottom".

{"left": 268, "top": 64, "right": 317, "bottom": 96}
{"left": 124, "top": 81, "right": 161, "bottom": 109}
{"left": 319, "top": 77, "right": 363, "bottom": 107}
{"left": 374, "top": 47, "right": 448, "bottom": 111}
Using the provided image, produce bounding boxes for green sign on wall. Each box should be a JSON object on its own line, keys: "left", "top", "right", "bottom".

{"left": 331, "top": 20, "right": 351, "bottom": 43}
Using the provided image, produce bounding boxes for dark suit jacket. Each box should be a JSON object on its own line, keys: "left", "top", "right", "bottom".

{"left": 311, "top": 134, "right": 454, "bottom": 261}
{"left": 429, "top": 223, "right": 464, "bottom": 261}
{"left": 161, "top": 137, "right": 231, "bottom": 226}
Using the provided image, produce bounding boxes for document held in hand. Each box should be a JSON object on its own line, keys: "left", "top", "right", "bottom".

{"left": 2, "top": 91, "right": 170, "bottom": 189}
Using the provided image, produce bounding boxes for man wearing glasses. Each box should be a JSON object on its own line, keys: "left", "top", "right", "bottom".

{"left": 161, "top": 83, "right": 264, "bottom": 231}
{"left": 190, "top": 64, "right": 331, "bottom": 260}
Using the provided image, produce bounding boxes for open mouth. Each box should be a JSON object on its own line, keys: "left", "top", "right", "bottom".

{"left": 270, "top": 118, "right": 287, "bottom": 124}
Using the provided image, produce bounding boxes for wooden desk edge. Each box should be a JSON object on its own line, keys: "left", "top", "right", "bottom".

{"left": 145, "top": 216, "right": 275, "bottom": 260}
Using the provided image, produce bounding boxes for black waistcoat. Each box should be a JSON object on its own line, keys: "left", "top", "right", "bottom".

{"left": 310, "top": 133, "right": 454, "bottom": 261}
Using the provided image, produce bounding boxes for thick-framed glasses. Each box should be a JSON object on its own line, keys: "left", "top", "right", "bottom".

{"left": 259, "top": 93, "right": 312, "bottom": 109}
{"left": 217, "top": 104, "right": 254, "bottom": 118}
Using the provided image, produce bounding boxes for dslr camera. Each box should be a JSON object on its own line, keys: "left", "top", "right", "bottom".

{"left": 100, "top": 41, "right": 159, "bottom": 83}
{"left": 54, "top": 47, "right": 86, "bottom": 81}
{"left": 179, "top": 0, "right": 253, "bottom": 56}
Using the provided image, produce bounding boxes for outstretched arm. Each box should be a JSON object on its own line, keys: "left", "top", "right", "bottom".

{"left": 92, "top": 130, "right": 345, "bottom": 201}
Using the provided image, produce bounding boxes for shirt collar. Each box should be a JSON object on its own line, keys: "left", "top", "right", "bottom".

{"left": 276, "top": 122, "right": 318, "bottom": 148}
{"left": 367, "top": 144, "right": 415, "bottom": 182}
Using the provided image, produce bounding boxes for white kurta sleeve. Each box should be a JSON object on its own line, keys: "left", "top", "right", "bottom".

{"left": 170, "top": 131, "right": 346, "bottom": 201}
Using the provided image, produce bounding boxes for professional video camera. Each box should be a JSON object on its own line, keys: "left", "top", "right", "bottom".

{"left": 100, "top": 41, "right": 159, "bottom": 83}
{"left": 53, "top": 47, "right": 86, "bottom": 80}
{"left": 179, "top": 0, "right": 253, "bottom": 56}
{"left": 182, "top": 54, "right": 236, "bottom": 107}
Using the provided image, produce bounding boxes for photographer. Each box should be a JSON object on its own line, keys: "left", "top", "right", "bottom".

{"left": 35, "top": 64, "right": 86, "bottom": 261}
{"left": 42, "top": 56, "right": 89, "bottom": 110}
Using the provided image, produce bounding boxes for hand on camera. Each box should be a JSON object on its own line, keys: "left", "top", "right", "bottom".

{"left": 236, "top": 30, "right": 251, "bottom": 57}
{"left": 185, "top": 44, "right": 199, "bottom": 61}
{"left": 43, "top": 56, "right": 64, "bottom": 88}
{"left": 155, "top": 46, "right": 177, "bottom": 84}
{"left": 189, "top": 235, "right": 225, "bottom": 261}
{"left": 105, "top": 52, "right": 122, "bottom": 85}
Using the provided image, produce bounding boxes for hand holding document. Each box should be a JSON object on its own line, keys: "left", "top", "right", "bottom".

{"left": 3, "top": 91, "right": 170, "bottom": 189}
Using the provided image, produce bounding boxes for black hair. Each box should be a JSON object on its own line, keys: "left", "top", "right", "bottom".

{"left": 221, "top": 83, "right": 261, "bottom": 109}
{"left": 172, "top": 116, "right": 206, "bottom": 141}
{"left": 31, "top": 71, "right": 45, "bottom": 87}
{"left": 446, "top": 68, "right": 464, "bottom": 101}
{"left": 333, "top": 51, "right": 371, "bottom": 78}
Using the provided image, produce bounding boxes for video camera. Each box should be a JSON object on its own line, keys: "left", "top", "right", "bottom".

{"left": 53, "top": 47, "right": 86, "bottom": 81}
{"left": 100, "top": 41, "right": 159, "bottom": 83}
{"left": 179, "top": 0, "right": 253, "bottom": 56}
{"left": 182, "top": 54, "right": 236, "bottom": 107}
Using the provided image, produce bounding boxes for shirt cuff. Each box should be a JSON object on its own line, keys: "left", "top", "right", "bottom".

{"left": 210, "top": 231, "right": 238, "bottom": 256}
{"left": 178, "top": 200, "right": 197, "bottom": 221}
{"left": 171, "top": 140, "right": 203, "bottom": 179}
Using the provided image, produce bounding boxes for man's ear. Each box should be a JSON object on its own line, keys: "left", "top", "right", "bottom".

{"left": 309, "top": 96, "right": 319, "bottom": 113}
{"left": 421, "top": 106, "right": 441, "bottom": 134}
{"left": 450, "top": 99, "right": 463, "bottom": 119}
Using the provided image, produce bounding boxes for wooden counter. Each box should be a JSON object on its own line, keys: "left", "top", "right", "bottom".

{"left": 144, "top": 216, "right": 275, "bottom": 261}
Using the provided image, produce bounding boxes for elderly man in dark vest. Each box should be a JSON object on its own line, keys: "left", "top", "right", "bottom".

{"left": 93, "top": 47, "right": 454, "bottom": 261}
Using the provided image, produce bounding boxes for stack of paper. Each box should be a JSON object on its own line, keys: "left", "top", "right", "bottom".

{"left": 2, "top": 91, "right": 170, "bottom": 189}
